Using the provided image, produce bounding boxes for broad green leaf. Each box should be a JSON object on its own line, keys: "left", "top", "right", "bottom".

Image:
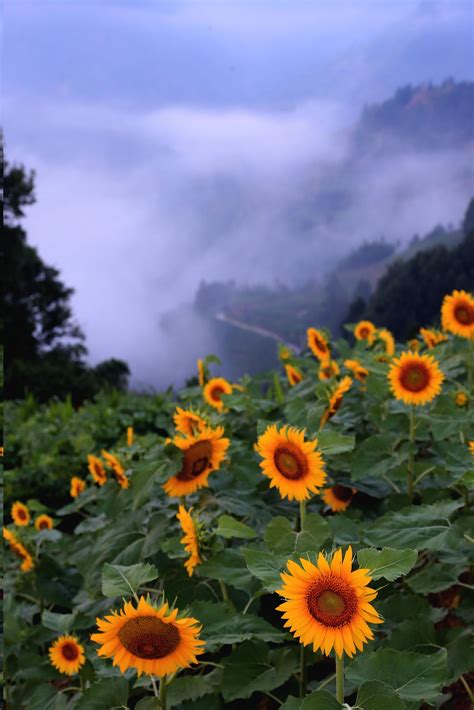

{"left": 135, "top": 699, "right": 161, "bottom": 710}
{"left": 264, "top": 516, "right": 295, "bottom": 554}
{"left": 101, "top": 562, "right": 159, "bottom": 598}
{"left": 406, "top": 561, "right": 464, "bottom": 594}
{"left": 76, "top": 678, "right": 129, "bottom": 709}
{"left": 216, "top": 514, "right": 256, "bottom": 539}
{"left": 242, "top": 548, "right": 284, "bottom": 592}
{"left": 316, "top": 431, "right": 355, "bottom": 455}
{"left": 357, "top": 547, "right": 418, "bottom": 581}
{"left": 445, "top": 628, "right": 474, "bottom": 684}
{"left": 356, "top": 681, "right": 406, "bottom": 710}
{"left": 296, "top": 513, "right": 330, "bottom": 553}
{"left": 29, "top": 685, "right": 68, "bottom": 710}
{"left": 389, "top": 618, "right": 435, "bottom": 651}
{"left": 222, "top": 641, "right": 297, "bottom": 701}
{"left": 302, "top": 690, "right": 343, "bottom": 709}
{"left": 42, "top": 610, "right": 76, "bottom": 634}
{"left": 346, "top": 649, "right": 447, "bottom": 702}
{"left": 198, "top": 550, "right": 253, "bottom": 593}
{"left": 167, "top": 670, "right": 221, "bottom": 707}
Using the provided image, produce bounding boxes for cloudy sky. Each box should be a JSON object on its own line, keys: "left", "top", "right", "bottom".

{"left": 4, "top": 0, "right": 473, "bottom": 387}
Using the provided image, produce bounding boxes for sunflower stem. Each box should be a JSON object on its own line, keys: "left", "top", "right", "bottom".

{"left": 299, "top": 500, "right": 307, "bottom": 531}
{"left": 219, "top": 579, "right": 233, "bottom": 608}
{"left": 335, "top": 653, "right": 344, "bottom": 703}
{"left": 159, "top": 676, "right": 167, "bottom": 708}
{"left": 407, "top": 406, "right": 416, "bottom": 502}
{"left": 299, "top": 644, "right": 307, "bottom": 698}
{"left": 151, "top": 676, "right": 159, "bottom": 698}
{"left": 468, "top": 339, "right": 474, "bottom": 394}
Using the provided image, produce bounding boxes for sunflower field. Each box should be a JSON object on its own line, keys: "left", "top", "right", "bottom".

{"left": 4, "top": 289, "right": 474, "bottom": 710}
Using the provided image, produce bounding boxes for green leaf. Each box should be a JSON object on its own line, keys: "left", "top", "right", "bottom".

{"left": 198, "top": 550, "right": 253, "bottom": 592}
{"left": 296, "top": 513, "right": 330, "bottom": 553}
{"left": 346, "top": 649, "right": 447, "bottom": 702}
{"left": 264, "top": 514, "right": 329, "bottom": 556}
{"left": 242, "top": 548, "right": 284, "bottom": 592}
{"left": 356, "top": 681, "right": 406, "bottom": 710}
{"left": 316, "top": 431, "right": 355, "bottom": 455}
{"left": 42, "top": 610, "right": 76, "bottom": 634}
{"left": 29, "top": 685, "right": 68, "bottom": 710}
{"left": 167, "top": 670, "right": 221, "bottom": 708}
{"left": 406, "top": 561, "right": 464, "bottom": 594}
{"left": 222, "top": 641, "right": 298, "bottom": 701}
{"left": 280, "top": 697, "right": 302, "bottom": 710}
{"left": 75, "top": 678, "right": 129, "bottom": 709}
{"left": 264, "top": 516, "right": 296, "bottom": 555}
{"left": 215, "top": 514, "right": 256, "bottom": 539}
{"left": 135, "top": 699, "right": 161, "bottom": 710}
{"left": 302, "top": 690, "right": 343, "bottom": 709}
{"left": 101, "top": 562, "right": 159, "bottom": 598}
{"left": 357, "top": 547, "right": 418, "bottom": 581}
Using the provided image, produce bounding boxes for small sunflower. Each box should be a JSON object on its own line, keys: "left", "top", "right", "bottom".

{"left": 11, "top": 501, "right": 30, "bottom": 527}
{"left": 70, "top": 476, "right": 86, "bottom": 498}
{"left": 177, "top": 506, "right": 201, "bottom": 577}
{"left": 88, "top": 454, "right": 107, "bottom": 486}
{"left": 469, "top": 441, "right": 474, "bottom": 457}
{"left": 441, "top": 289, "right": 474, "bottom": 339}
{"left": 3, "top": 527, "right": 35, "bottom": 572}
{"left": 91, "top": 597, "right": 205, "bottom": 677}
{"left": 197, "top": 359, "right": 205, "bottom": 387}
{"left": 408, "top": 338, "right": 420, "bottom": 352}
{"left": 307, "top": 328, "right": 330, "bottom": 361}
{"left": 420, "top": 327, "right": 447, "bottom": 349}
{"left": 163, "top": 426, "right": 230, "bottom": 497}
{"left": 102, "top": 450, "right": 129, "bottom": 489}
{"left": 49, "top": 635, "right": 85, "bottom": 675}
{"left": 127, "top": 426, "right": 134, "bottom": 447}
{"left": 285, "top": 364, "right": 304, "bottom": 386}
{"left": 344, "top": 359, "right": 368, "bottom": 382}
{"left": 377, "top": 328, "right": 395, "bottom": 356}
{"left": 320, "top": 377, "right": 353, "bottom": 428}
{"left": 173, "top": 407, "right": 207, "bottom": 437}
{"left": 279, "top": 345, "right": 292, "bottom": 361}
{"left": 455, "top": 391, "right": 469, "bottom": 407}
{"left": 388, "top": 351, "right": 444, "bottom": 406}
{"left": 321, "top": 485, "right": 356, "bottom": 513}
{"left": 203, "top": 377, "right": 233, "bottom": 411}
{"left": 35, "top": 514, "right": 54, "bottom": 531}
{"left": 256, "top": 424, "right": 326, "bottom": 501}
{"left": 318, "top": 360, "right": 340, "bottom": 381}
{"left": 276, "top": 547, "right": 382, "bottom": 658}
{"left": 354, "top": 320, "right": 376, "bottom": 345}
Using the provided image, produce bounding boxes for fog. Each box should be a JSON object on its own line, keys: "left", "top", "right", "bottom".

{"left": 4, "top": 1, "right": 474, "bottom": 388}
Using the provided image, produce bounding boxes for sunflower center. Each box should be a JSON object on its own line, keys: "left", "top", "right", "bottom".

{"left": 332, "top": 484, "right": 353, "bottom": 502}
{"left": 119, "top": 616, "right": 180, "bottom": 659}
{"left": 400, "top": 364, "right": 430, "bottom": 392}
{"left": 18, "top": 510, "right": 27, "bottom": 520}
{"left": 359, "top": 327, "right": 369, "bottom": 339}
{"left": 38, "top": 520, "right": 49, "bottom": 529}
{"left": 454, "top": 304, "right": 473, "bottom": 325}
{"left": 62, "top": 643, "right": 79, "bottom": 661}
{"left": 210, "top": 386, "right": 225, "bottom": 402}
{"left": 313, "top": 335, "right": 327, "bottom": 353}
{"left": 178, "top": 440, "right": 212, "bottom": 481}
{"left": 274, "top": 445, "right": 307, "bottom": 480}
{"left": 307, "top": 575, "right": 358, "bottom": 627}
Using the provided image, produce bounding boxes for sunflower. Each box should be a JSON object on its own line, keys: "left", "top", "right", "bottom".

{"left": 203, "top": 377, "right": 233, "bottom": 411}
{"left": 91, "top": 597, "right": 205, "bottom": 677}
{"left": 469, "top": 441, "right": 474, "bottom": 457}
{"left": 420, "top": 327, "right": 447, "bottom": 349}
{"left": 11, "top": 501, "right": 30, "bottom": 527}
{"left": 377, "top": 328, "right": 395, "bottom": 356}
{"left": 102, "top": 450, "right": 129, "bottom": 489}
{"left": 455, "top": 391, "right": 469, "bottom": 407}
{"left": 320, "top": 377, "right": 353, "bottom": 428}
{"left": 344, "top": 359, "right": 368, "bottom": 382}
{"left": 173, "top": 407, "right": 207, "bottom": 437}
{"left": 441, "top": 289, "right": 474, "bottom": 339}
{"left": 256, "top": 424, "right": 326, "bottom": 501}
{"left": 354, "top": 320, "right": 376, "bottom": 345}
{"left": 276, "top": 546, "right": 382, "bottom": 658}
{"left": 49, "top": 635, "right": 85, "bottom": 675}
{"left": 388, "top": 351, "right": 444, "bottom": 406}
{"left": 285, "top": 364, "right": 304, "bottom": 386}
{"left": 318, "top": 360, "right": 340, "bottom": 381}
{"left": 88, "top": 454, "right": 107, "bottom": 486}
{"left": 177, "top": 506, "right": 201, "bottom": 577}
{"left": 408, "top": 338, "right": 420, "bottom": 352}
{"left": 197, "top": 359, "right": 205, "bottom": 387}
{"left": 35, "top": 514, "right": 54, "bottom": 531}
{"left": 3, "top": 527, "right": 35, "bottom": 572}
{"left": 163, "top": 426, "right": 230, "bottom": 497}
{"left": 279, "top": 345, "right": 292, "bottom": 361}
{"left": 70, "top": 476, "right": 86, "bottom": 498}
{"left": 127, "top": 426, "right": 134, "bottom": 447}
{"left": 321, "top": 485, "right": 356, "bottom": 513}
{"left": 307, "top": 328, "right": 330, "bottom": 361}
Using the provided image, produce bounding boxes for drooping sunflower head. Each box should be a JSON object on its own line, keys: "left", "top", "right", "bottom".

{"left": 420, "top": 327, "right": 447, "bottom": 349}
{"left": 87, "top": 454, "right": 107, "bottom": 486}
{"left": 388, "top": 351, "right": 444, "bottom": 406}
{"left": 307, "top": 328, "right": 330, "bottom": 361}
{"left": 256, "top": 424, "right": 326, "bottom": 501}
{"left": 11, "top": 501, "right": 30, "bottom": 527}
{"left": 277, "top": 547, "right": 382, "bottom": 658}
{"left": 321, "top": 485, "right": 356, "bottom": 513}
{"left": 177, "top": 505, "right": 201, "bottom": 577}
{"left": 3, "top": 527, "right": 35, "bottom": 572}
{"left": 173, "top": 407, "right": 207, "bottom": 437}
{"left": 163, "top": 426, "right": 230, "bottom": 497}
{"left": 441, "top": 289, "right": 474, "bottom": 339}
{"left": 320, "top": 376, "right": 353, "bottom": 428}
{"left": 203, "top": 377, "right": 233, "bottom": 411}
{"left": 35, "top": 514, "right": 54, "bottom": 531}
{"left": 408, "top": 338, "right": 420, "bottom": 351}
{"left": 354, "top": 320, "right": 376, "bottom": 345}
{"left": 377, "top": 328, "right": 395, "bottom": 356}
{"left": 318, "top": 360, "right": 340, "bottom": 381}
{"left": 455, "top": 391, "right": 469, "bottom": 407}
{"left": 70, "top": 476, "right": 86, "bottom": 498}
{"left": 49, "top": 635, "right": 85, "bottom": 676}
{"left": 127, "top": 426, "right": 134, "bottom": 447}
{"left": 344, "top": 359, "right": 368, "bottom": 382}
{"left": 285, "top": 364, "right": 304, "bottom": 386}
{"left": 102, "top": 450, "right": 129, "bottom": 489}
{"left": 91, "top": 597, "right": 205, "bottom": 677}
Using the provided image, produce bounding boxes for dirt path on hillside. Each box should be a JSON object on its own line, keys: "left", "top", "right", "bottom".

{"left": 215, "top": 312, "right": 300, "bottom": 352}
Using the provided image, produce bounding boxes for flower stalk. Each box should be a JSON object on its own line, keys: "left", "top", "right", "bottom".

{"left": 335, "top": 653, "right": 344, "bottom": 703}
{"left": 407, "top": 406, "right": 416, "bottom": 502}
